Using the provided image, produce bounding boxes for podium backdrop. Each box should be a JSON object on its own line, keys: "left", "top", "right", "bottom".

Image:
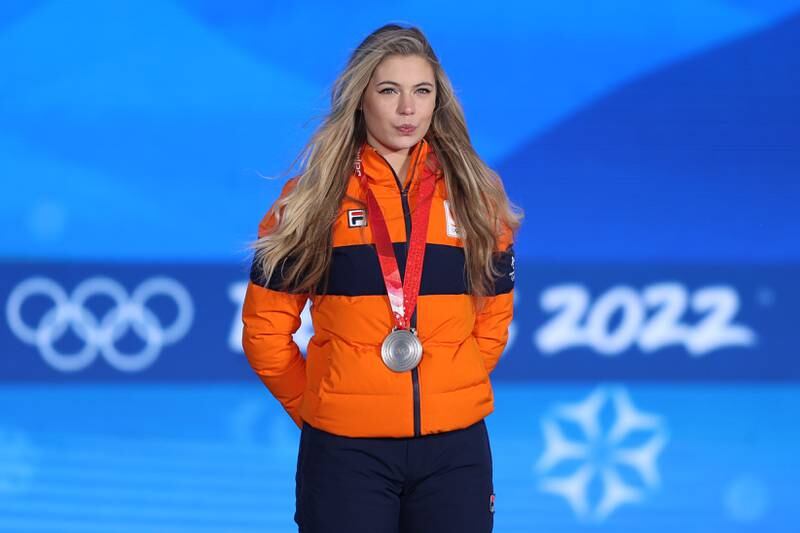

{"left": 2, "top": 2, "right": 799, "bottom": 531}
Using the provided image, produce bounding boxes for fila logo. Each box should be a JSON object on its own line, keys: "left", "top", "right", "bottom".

{"left": 347, "top": 209, "right": 368, "bottom": 228}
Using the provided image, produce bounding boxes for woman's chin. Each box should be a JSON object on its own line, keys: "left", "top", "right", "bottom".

{"left": 385, "top": 133, "right": 424, "bottom": 151}
{"left": 368, "top": 128, "right": 428, "bottom": 153}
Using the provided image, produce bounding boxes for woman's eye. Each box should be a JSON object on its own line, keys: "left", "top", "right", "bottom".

{"left": 378, "top": 87, "right": 432, "bottom": 95}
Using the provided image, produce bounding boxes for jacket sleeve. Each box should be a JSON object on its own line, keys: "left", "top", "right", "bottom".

{"left": 241, "top": 178, "right": 308, "bottom": 429}
{"left": 472, "top": 224, "right": 516, "bottom": 375}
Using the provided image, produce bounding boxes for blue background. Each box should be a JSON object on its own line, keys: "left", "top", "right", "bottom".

{"left": 1, "top": 1, "right": 799, "bottom": 531}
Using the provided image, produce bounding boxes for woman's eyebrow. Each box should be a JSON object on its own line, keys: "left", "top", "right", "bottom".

{"left": 376, "top": 80, "right": 435, "bottom": 87}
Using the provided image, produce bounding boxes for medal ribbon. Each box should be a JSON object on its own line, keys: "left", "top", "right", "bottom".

{"left": 354, "top": 145, "right": 438, "bottom": 330}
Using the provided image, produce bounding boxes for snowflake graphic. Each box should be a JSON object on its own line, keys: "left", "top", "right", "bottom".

{"left": 534, "top": 386, "right": 668, "bottom": 522}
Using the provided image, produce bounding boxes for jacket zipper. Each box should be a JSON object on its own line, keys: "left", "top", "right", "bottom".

{"left": 375, "top": 148, "right": 423, "bottom": 437}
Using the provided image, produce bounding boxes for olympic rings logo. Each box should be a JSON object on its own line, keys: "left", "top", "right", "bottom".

{"left": 5, "top": 276, "right": 193, "bottom": 373}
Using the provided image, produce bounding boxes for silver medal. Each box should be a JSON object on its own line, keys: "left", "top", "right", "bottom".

{"left": 381, "top": 328, "right": 422, "bottom": 372}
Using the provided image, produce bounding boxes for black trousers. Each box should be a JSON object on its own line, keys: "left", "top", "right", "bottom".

{"left": 294, "top": 419, "right": 495, "bottom": 533}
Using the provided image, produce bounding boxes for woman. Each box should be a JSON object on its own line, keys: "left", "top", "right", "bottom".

{"left": 242, "top": 23, "right": 521, "bottom": 533}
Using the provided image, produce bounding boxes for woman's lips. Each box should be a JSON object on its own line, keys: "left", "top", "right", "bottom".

{"left": 396, "top": 125, "right": 416, "bottom": 135}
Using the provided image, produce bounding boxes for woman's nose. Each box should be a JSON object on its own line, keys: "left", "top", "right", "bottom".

{"left": 398, "top": 93, "right": 414, "bottom": 115}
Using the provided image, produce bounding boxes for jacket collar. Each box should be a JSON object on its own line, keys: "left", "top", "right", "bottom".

{"left": 358, "top": 137, "right": 431, "bottom": 191}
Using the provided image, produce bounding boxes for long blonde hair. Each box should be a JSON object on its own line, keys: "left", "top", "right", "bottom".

{"left": 251, "top": 23, "right": 523, "bottom": 299}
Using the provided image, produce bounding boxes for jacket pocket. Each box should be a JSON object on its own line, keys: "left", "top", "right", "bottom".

{"left": 305, "top": 336, "right": 332, "bottom": 397}
{"left": 468, "top": 335, "right": 490, "bottom": 383}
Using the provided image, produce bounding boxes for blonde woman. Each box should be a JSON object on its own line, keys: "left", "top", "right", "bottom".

{"left": 242, "top": 23, "right": 521, "bottom": 533}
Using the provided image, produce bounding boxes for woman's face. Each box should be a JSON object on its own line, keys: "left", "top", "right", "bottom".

{"left": 361, "top": 54, "right": 437, "bottom": 153}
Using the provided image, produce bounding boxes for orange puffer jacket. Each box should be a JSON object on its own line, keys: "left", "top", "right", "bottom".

{"left": 241, "top": 137, "right": 515, "bottom": 438}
